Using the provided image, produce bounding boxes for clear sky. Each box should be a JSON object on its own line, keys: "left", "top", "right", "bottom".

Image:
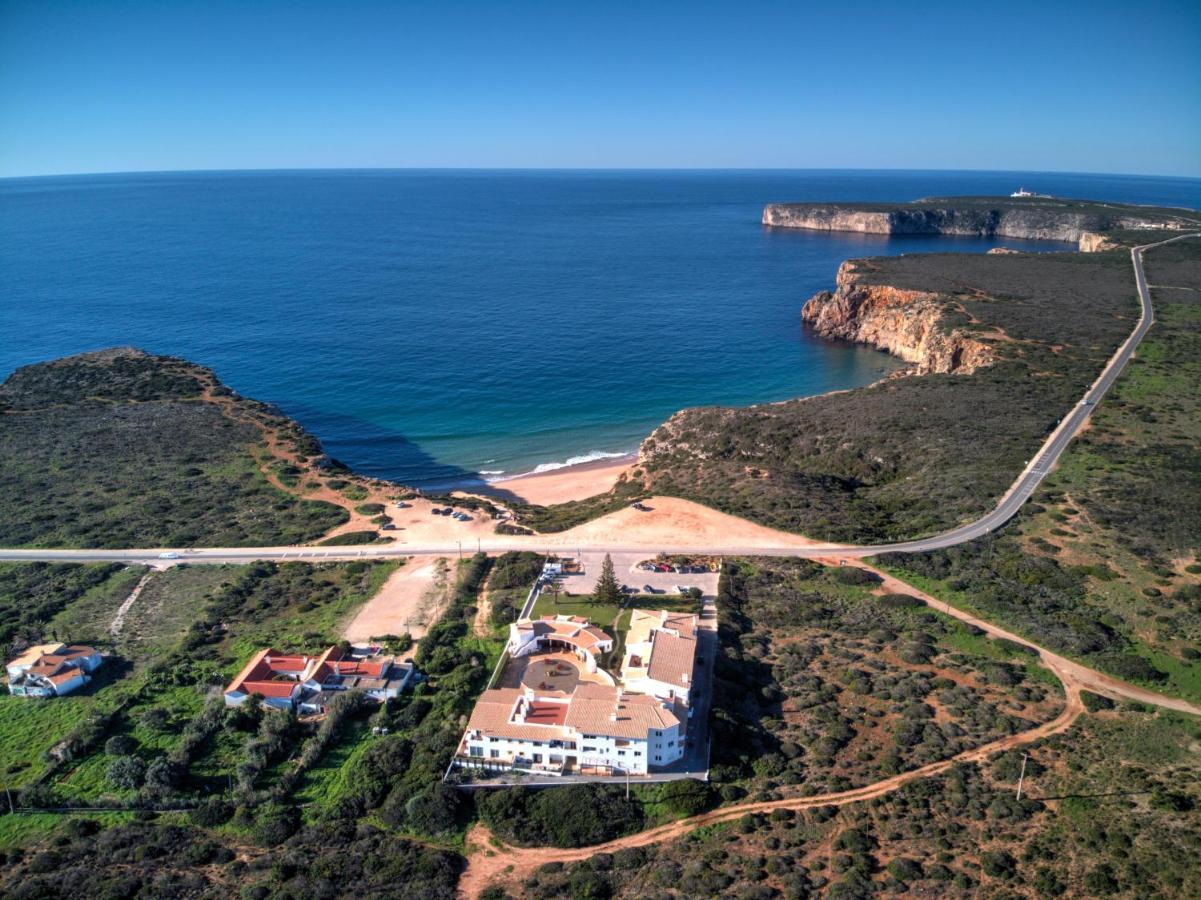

{"left": 2, "top": 0, "right": 1199, "bottom": 178}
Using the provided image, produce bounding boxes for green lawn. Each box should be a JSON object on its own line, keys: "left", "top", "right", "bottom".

{"left": 0, "top": 694, "right": 97, "bottom": 788}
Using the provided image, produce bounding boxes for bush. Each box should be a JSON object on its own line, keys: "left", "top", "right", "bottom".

{"left": 1100, "top": 654, "right": 1168, "bottom": 683}
{"left": 833, "top": 568, "right": 881, "bottom": 586}
{"left": 401, "top": 783, "right": 466, "bottom": 836}
{"left": 982, "top": 850, "right": 1017, "bottom": 879}
{"left": 879, "top": 593, "right": 923, "bottom": 609}
{"left": 657, "top": 779, "right": 713, "bottom": 817}
{"left": 254, "top": 803, "right": 300, "bottom": 847}
{"left": 1080, "top": 691, "right": 1116, "bottom": 712}
{"left": 104, "top": 735, "right": 139, "bottom": 757}
{"left": 107, "top": 755, "right": 147, "bottom": 790}
{"left": 190, "top": 797, "right": 235, "bottom": 827}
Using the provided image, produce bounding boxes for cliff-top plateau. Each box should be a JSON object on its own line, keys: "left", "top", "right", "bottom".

{"left": 762, "top": 195, "right": 1201, "bottom": 248}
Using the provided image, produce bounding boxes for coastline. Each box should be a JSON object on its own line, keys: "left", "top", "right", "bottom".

{"left": 468, "top": 452, "right": 637, "bottom": 505}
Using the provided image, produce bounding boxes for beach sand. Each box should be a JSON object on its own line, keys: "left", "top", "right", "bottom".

{"left": 477, "top": 454, "right": 635, "bottom": 505}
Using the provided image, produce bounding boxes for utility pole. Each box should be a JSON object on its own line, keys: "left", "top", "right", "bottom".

{"left": 625, "top": 769, "right": 630, "bottom": 801}
{"left": 5, "top": 784, "right": 13, "bottom": 815}
{"left": 457, "top": 540, "right": 462, "bottom": 560}
{"left": 1016, "top": 752, "right": 1029, "bottom": 801}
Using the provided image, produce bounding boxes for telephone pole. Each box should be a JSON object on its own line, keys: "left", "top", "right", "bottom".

{"left": 1015, "top": 752, "right": 1029, "bottom": 801}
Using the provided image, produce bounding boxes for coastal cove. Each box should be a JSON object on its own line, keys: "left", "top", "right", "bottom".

{"left": 3, "top": 169, "right": 1199, "bottom": 489}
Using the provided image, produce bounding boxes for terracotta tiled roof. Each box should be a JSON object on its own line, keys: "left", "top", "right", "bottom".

{"left": 565, "top": 684, "right": 680, "bottom": 738}
{"left": 646, "top": 629, "right": 695, "bottom": 690}
{"left": 225, "top": 648, "right": 274, "bottom": 695}
{"left": 516, "top": 617, "right": 612, "bottom": 656}
{"left": 466, "top": 688, "right": 572, "bottom": 742}
{"left": 241, "top": 681, "right": 300, "bottom": 699}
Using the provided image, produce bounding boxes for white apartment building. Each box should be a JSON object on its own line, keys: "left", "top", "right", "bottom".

{"left": 457, "top": 683, "right": 684, "bottom": 775}
{"left": 619, "top": 609, "right": 699, "bottom": 707}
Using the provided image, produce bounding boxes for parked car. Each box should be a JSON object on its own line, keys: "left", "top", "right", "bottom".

{"left": 643, "top": 584, "right": 657, "bottom": 594}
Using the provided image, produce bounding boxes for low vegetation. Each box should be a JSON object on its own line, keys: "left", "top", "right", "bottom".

{"left": 529, "top": 706, "right": 1201, "bottom": 898}
{"left": 638, "top": 249, "right": 1140, "bottom": 542}
{"left": 876, "top": 240, "right": 1201, "bottom": 700}
{"left": 0, "top": 348, "right": 347, "bottom": 548}
{"left": 710, "top": 558, "right": 1062, "bottom": 795}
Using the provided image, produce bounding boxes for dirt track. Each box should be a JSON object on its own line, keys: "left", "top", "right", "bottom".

{"left": 459, "top": 656, "right": 1085, "bottom": 897}
{"left": 457, "top": 560, "right": 1201, "bottom": 898}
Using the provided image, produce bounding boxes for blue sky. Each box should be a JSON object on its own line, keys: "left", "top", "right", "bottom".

{"left": 1, "top": 0, "right": 1199, "bottom": 177}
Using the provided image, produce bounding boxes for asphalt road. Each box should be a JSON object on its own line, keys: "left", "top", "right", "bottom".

{"left": 2, "top": 233, "right": 1194, "bottom": 567}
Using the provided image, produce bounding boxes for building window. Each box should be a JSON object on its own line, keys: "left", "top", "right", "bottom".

{"left": 490, "top": 749, "right": 500, "bottom": 759}
{"left": 655, "top": 755, "right": 661, "bottom": 761}
{"left": 469, "top": 745, "right": 483, "bottom": 756}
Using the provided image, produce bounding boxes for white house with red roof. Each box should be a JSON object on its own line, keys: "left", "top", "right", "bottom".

{"left": 224, "top": 645, "right": 413, "bottom": 713}
{"left": 6, "top": 643, "right": 103, "bottom": 697}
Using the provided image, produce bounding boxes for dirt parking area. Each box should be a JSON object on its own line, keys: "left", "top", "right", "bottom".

{"left": 342, "top": 556, "right": 450, "bottom": 648}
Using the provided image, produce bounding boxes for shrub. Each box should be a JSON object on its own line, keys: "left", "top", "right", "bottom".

{"left": 254, "top": 803, "right": 300, "bottom": 847}
{"left": 879, "top": 593, "right": 923, "bottom": 609}
{"left": 657, "top": 779, "right": 712, "bottom": 817}
{"left": 107, "top": 755, "right": 147, "bottom": 790}
{"left": 104, "top": 735, "right": 139, "bottom": 757}
{"left": 401, "top": 783, "right": 466, "bottom": 836}
{"left": 1080, "top": 691, "right": 1116, "bottom": 713}
{"left": 833, "top": 568, "right": 880, "bottom": 586}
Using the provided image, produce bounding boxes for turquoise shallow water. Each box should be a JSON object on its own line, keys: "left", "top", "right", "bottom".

{"left": 2, "top": 169, "right": 1198, "bottom": 488}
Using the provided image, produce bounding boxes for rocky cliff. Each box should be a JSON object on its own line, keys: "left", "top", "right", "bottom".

{"left": 800, "top": 261, "right": 993, "bottom": 375}
{"left": 763, "top": 199, "right": 1197, "bottom": 249}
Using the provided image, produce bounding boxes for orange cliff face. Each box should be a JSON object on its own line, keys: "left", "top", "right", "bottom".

{"left": 801, "top": 261, "right": 994, "bottom": 375}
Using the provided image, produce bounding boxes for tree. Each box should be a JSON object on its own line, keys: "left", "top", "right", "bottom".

{"left": 593, "top": 554, "right": 623, "bottom": 606}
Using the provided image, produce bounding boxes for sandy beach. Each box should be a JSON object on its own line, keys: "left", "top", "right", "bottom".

{"left": 476, "top": 453, "right": 636, "bottom": 505}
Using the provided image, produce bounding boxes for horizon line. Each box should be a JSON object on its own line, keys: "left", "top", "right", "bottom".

{"left": 3, "top": 164, "right": 1201, "bottom": 183}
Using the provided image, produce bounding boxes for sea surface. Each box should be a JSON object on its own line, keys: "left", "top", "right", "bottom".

{"left": 3, "top": 170, "right": 1199, "bottom": 488}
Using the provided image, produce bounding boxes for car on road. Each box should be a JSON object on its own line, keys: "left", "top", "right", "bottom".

{"left": 157, "top": 552, "right": 180, "bottom": 559}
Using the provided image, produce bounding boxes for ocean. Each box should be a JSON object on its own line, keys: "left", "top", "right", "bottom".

{"left": 3, "top": 169, "right": 1198, "bottom": 488}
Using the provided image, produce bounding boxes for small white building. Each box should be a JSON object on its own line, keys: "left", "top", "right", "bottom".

{"left": 6, "top": 643, "right": 103, "bottom": 698}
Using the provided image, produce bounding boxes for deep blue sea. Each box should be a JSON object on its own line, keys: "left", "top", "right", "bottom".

{"left": 2, "top": 169, "right": 1198, "bottom": 488}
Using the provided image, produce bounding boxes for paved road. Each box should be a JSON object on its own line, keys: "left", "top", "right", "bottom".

{"left": 1, "top": 233, "right": 1194, "bottom": 567}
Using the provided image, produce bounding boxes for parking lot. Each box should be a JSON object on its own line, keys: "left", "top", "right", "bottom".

{"left": 558, "top": 551, "right": 719, "bottom": 598}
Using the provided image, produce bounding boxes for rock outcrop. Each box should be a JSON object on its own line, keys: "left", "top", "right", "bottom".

{"left": 801, "top": 261, "right": 993, "bottom": 375}
{"left": 763, "top": 200, "right": 1196, "bottom": 246}
{"left": 1077, "top": 231, "right": 1121, "bottom": 253}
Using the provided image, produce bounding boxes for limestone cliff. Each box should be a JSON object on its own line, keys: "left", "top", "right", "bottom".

{"left": 801, "top": 261, "right": 993, "bottom": 375}
{"left": 763, "top": 199, "right": 1197, "bottom": 246}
